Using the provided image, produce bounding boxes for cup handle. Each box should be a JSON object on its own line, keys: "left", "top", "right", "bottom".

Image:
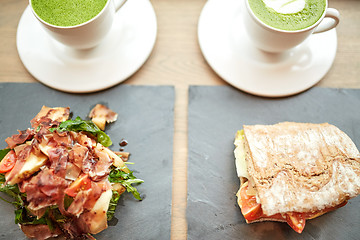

{"left": 313, "top": 8, "right": 340, "bottom": 34}
{"left": 114, "top": 0, "right": 127, "bottom": 12}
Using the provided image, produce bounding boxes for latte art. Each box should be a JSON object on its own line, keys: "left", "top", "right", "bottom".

{"left": 262, "top": 0, "right": 305, "bottom": 14}
{"left": 248, "top": 0, "right": 326, "bottom": 31}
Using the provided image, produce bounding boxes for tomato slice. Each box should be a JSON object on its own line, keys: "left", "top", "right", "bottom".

{"left": 240, "top": 183, "right": 263, "bottom": 221}
{"left": 0, "top": 150, "right": 16, "bottom": 173}
{"left": 64, "top": 174, "right": 91, "bottom": 197}
{"left": 242, "top": 202, "right": 263, "bottom": 221}
{"left": 286, "top": 212, "right": 306, "bottom": 233}
{"left": 239, "top": 181, "right": 347, "bottom": 234}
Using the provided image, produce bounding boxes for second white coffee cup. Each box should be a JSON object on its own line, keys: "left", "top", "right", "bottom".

{"left": 242, "top": 0, "right": 340, "bottom": 53}
{"left": 29, "top": 0, "right": 127, "bottom": 50}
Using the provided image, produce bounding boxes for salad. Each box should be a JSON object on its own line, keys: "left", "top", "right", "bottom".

{"left": 0, "top": 105, "right": 143, "bottom": 239}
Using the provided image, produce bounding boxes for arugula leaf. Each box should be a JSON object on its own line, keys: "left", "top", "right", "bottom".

{"left": 0, "top": 176, "right": 36, "bottom": 225}
{"left": 63, "top": 194, "right": 74, "bottom": 210}
{"left": 108, "top": 166, "right": 144, "bottom": 201}
{"left": 107, "top": 190, "right": 120, "bottom": 221}
{"left": 0, "top": 149, "right": 11, "bottom": 161}
{"left": 0, "top": 177, "right": 26, "bottom": 208}
{"left": 97, "top": 131, "right": 112, "bottom": 147}
{"left": 121, "top": 179, "right": 144, "bottom": 200}
{"left": 15, "top": 206, "right": 66, "bottom": 231}
{"left": 54, "top": 116, "right": 112, "bottom": 147}
{"left": 0, "top": 173, "right": 5, "bottom": 184}
{"left": 15, "top": 207, "right": 47, "bottom": 225}
{"left": 108, "top": 167, "right": 136, "bottom": 182}
{"left": 49, "top": 206, "right": 68, "bottom": 225}
{"left": 0, "top": 174, "right": 68, "bottom": 229}
{"left": 124, "top": 162, "right": 135, "bottom": 165}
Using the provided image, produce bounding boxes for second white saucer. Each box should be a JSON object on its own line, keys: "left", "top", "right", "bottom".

{"left": 198, "top": 0, "right": 337, "bottom": 97}
{"left": 17, "top": 0, "right": 157, "bottom": 93}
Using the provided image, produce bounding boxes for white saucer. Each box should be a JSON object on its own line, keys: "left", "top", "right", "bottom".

{"left": 198, "top": 0, "right": 337, "bottom": 97}
{"left": 16, "top": 0, "right": 157, "bottom": 93}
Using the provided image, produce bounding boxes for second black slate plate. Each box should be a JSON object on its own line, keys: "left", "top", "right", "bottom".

{"left": 0, "top": 83, "right": 174, "bottom": 240}
{"left": 187, "top": 86, "right": 360, "bottom": 240}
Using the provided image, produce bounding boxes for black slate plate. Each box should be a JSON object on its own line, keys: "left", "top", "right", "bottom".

{"left": 187, "top": 86, "right": 360, "bottom": 240}
{"left": 0, "top": 83, "right": 174, "bottom": 240}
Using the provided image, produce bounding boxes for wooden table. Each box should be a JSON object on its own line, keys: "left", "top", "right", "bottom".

{"left": 1, "top": 0, "right": 359, "bottom": 239}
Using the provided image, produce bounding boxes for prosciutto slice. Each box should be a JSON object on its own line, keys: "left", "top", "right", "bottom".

{"left": 88, "top": 144, "right": 113, "bottom": 181}
{"left": 21, "top": 224, "right": 62, "bottom": 240}
{"left": 48, "top": 147, "right": 68, "bottom": 178}
{"left": 69, "top": 144, "right": 89, "bottom": 170}
{"left": 89, "top": 104, "right": 118, "bottom": 130}
{"left": 5, "top": 128, "right": 34, "bottom": 149}
{"left": 30, "top": 106, "right": 70, "bottom": 129}
{"left": 23, "top": 168, "right": 68, "bottom": 211}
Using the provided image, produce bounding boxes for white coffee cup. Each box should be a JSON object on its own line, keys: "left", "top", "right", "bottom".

{"left": 242, "top": 0, "right": 340, "bottom": 53}
{"left": 29, "top": 0, "right": 127, "bottom": 49}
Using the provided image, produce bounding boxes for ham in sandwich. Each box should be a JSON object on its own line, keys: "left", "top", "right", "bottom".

{"left": 234, "top": 122, "right": 360, "bottom": 233}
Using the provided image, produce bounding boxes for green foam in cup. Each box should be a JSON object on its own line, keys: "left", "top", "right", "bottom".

{"left": 248, "top": 0, "right": 326, "bottom": 31}
{"left": 31, "top": 0, "right": 108, "bottom": 27}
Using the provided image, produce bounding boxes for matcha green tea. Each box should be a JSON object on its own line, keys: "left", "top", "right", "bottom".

{"left": 248, "top": 0, "right": 326, "bottom": 31}
{"left": 31, "top": 0, "right": 108, "bottom": 27}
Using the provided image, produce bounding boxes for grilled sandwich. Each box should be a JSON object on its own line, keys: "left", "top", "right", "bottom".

{"left": 234, "top": 122, "right": 360, "bottom": 233}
